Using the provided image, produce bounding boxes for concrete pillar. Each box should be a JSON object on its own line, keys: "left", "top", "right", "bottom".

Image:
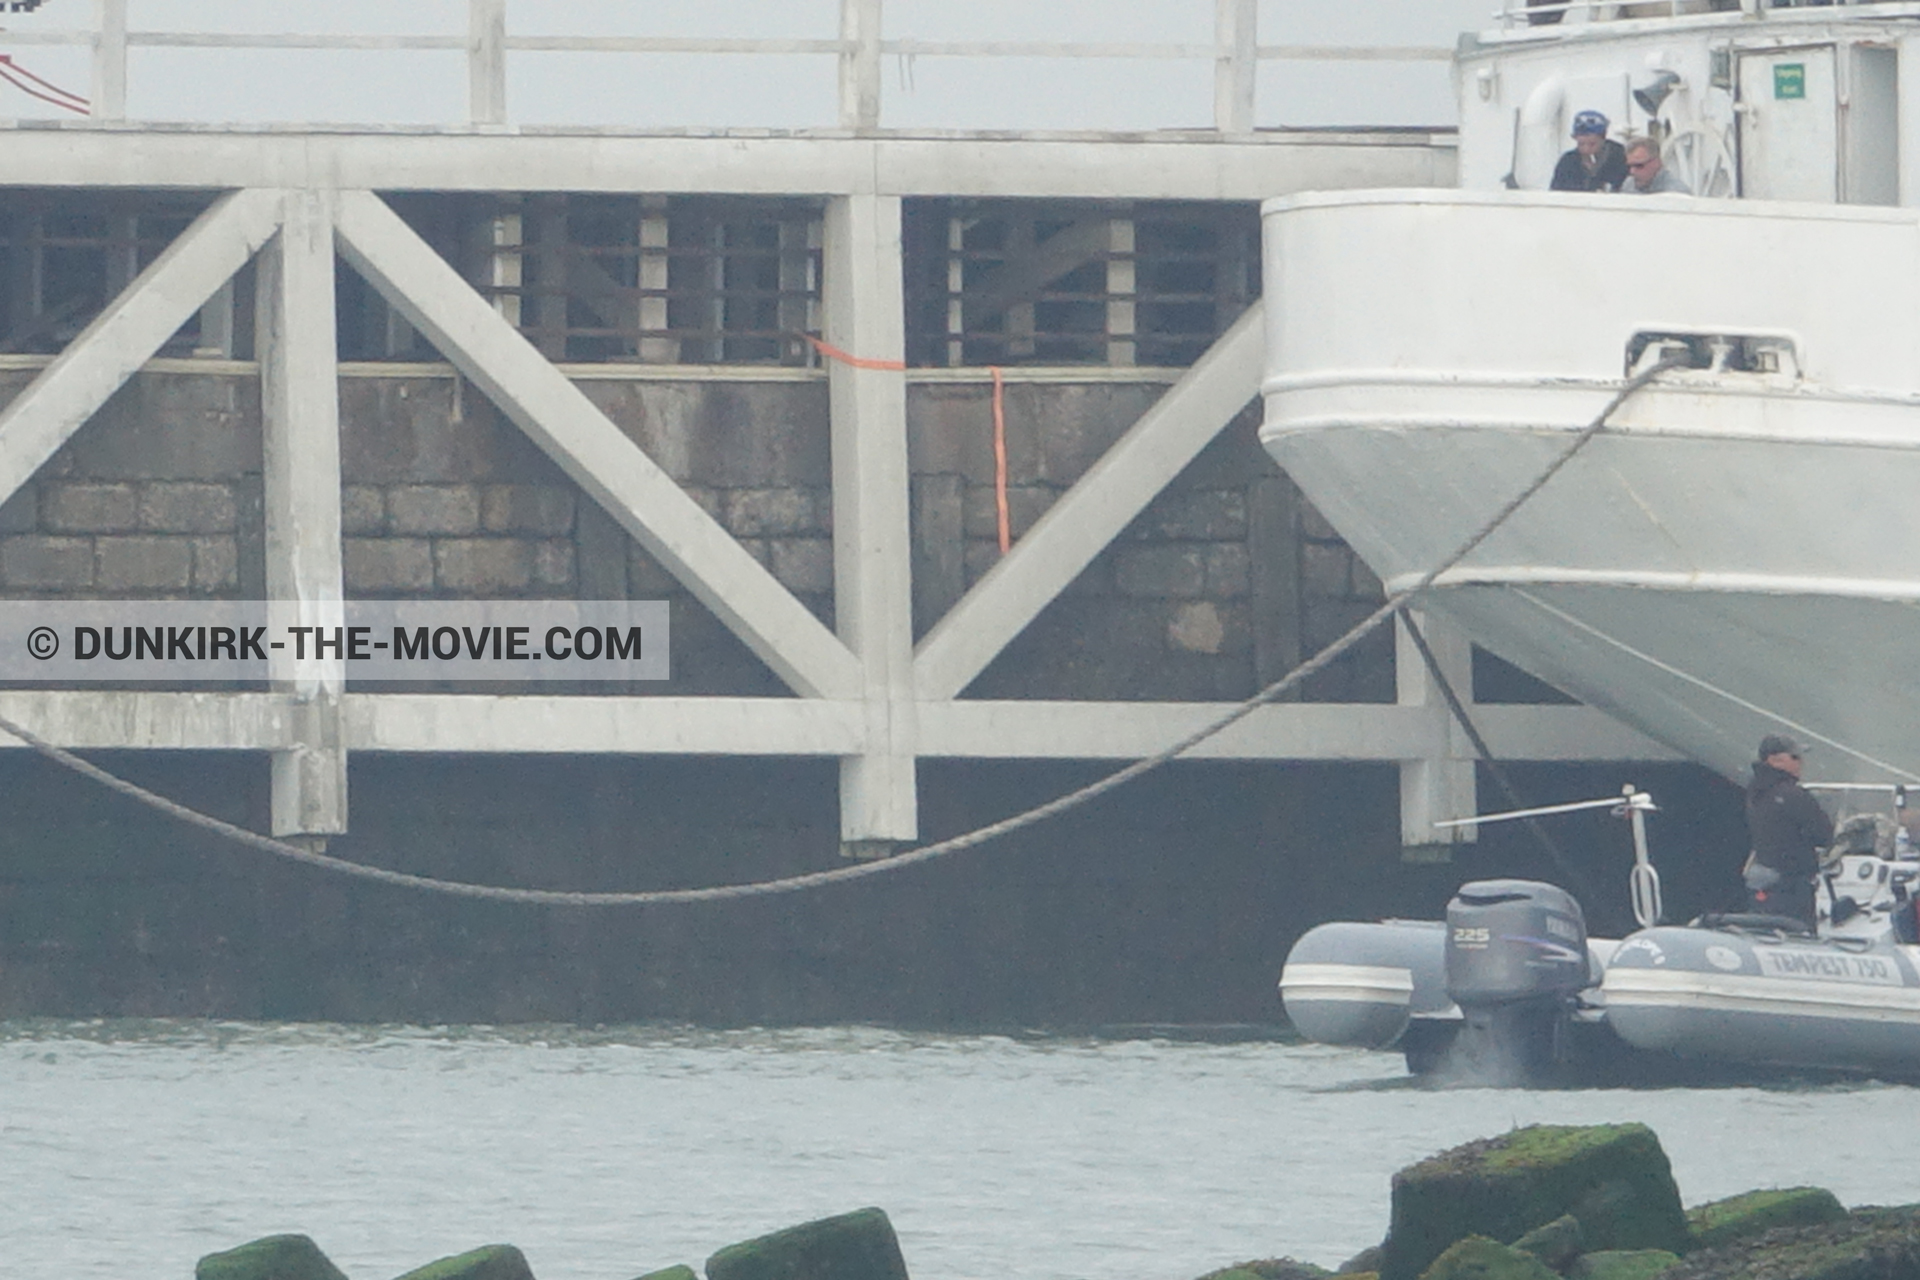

{"left": 824, "top": 193, "right": 917, "bottom": 852}
{"left": 1105, "top": 216, "right": 1136, "bottom": 367}
{"left": 468, "top": 0, "right": 508, "bottom": 126}
{"left": 838, "top": 0, "right": 884, "bottom": 131}
{"left": 637, "top": 194, "right": 675, "bottom": 362}
{"left": 91, "top": 0, "right": 128, "bottom": 122}
{"left": 1213, "top": 0, "right": 1257, "bottom": 135}
{"left": 486, "top": 207, "right": 525, "bottom": 328}
{"left": 258, "top": 190, "right": 347, "bottom": 841}
{"left": 944, "top": 215, "right": 966, "bottom": 367}
{"left": 1396, "top": 608, "right": 1476, "bottom": 855}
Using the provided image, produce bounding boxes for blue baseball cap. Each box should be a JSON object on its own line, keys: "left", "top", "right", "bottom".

{"left": 1571, "top": 110, "right": 1610, "bottom": 137}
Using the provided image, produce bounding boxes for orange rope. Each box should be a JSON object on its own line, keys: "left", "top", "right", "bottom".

{"left": 0, "top": 54, "right": 90, "bottom": 115}
{"left": 800, "top": 333, "right": 907, "bottom": 371}
{"left": 990, "top": 366, "right": 1010, "bottom": 555}
{"left": 798, "top": 333, "right": 1012, "bottom": 557}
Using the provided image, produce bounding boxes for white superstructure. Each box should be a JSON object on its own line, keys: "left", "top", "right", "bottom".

{"left": 1261, "top": 0, "right": 1920, "bottom": 784}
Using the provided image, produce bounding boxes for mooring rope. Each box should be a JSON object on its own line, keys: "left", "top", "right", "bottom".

{"left": 0, "top": 358, "right": 1683, "bottom": 906}
{"left": 1395, "top": 603, "right": 1610, "bottom": 918}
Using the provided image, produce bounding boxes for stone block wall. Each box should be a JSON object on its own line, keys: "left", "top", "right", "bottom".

{"left": 0, "top": 367, "right": 1392, "bottom": 700}
{"left": 906, "top": 380, "right": 1391, "bottom": 703}
{"left": 0, "top": 372, "right": 257, "bottom": 599}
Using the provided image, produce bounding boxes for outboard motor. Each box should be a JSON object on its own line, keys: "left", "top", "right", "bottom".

{"left": 1443, "top": 879, "right": 1591, "bottom": 1083}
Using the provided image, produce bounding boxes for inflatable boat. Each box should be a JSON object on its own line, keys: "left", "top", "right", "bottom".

{"left": 1279, "top": 792, "right": 1920, "bottom": 1082}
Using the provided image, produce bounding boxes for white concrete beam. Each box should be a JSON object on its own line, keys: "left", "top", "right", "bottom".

{"left": 0, "top": 690, "right": 1682, "bottom": 762}
{"left": 826, "top": 193, "right": 919, "bottom": 846}
{"left": 919, "top": 700, "right": 1440, "bottom": 761}
{"left": 914, "top": 303, "right": 1265, "bottom": 701}
{"left": 0, "top": 691, "right": 293, "bottom": 750}
{"left": 0, "top": 131, "right": 1456, "bottom": 200}
{"left": 258, "top": 189, "right": 348, "bottom": 838}
{"left": 921, "top": 699, "right": 1679, "bottom": 762}
{"left": 350, "top": 695, "right": 867, "bottom": 755}
{"left": 1396, "top": 609, "right": 1478, "bottom": 848}
{"left": 0, "top": 188, "right": 283, "bottom": 509}
{"left": 331, "top": 189, "right": 861, "bottom": 701}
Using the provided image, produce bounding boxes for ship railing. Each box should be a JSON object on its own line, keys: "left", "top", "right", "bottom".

{"left": 0, "top": 0, "right": 1453, "bottom": 133}
{"left": 1498, "top": 0, "right": 1902, "bottom": 30}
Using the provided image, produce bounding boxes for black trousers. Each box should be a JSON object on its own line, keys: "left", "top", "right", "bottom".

{"left": 1749, "top": 876, "right": 1815, "bottom": 929}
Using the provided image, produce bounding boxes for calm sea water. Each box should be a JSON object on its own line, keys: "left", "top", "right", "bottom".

{"left": 4, "top": 1020, "right": 1918, "bottom": 1280}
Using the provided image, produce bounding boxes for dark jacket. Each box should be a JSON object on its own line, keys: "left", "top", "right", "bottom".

{"left": 1746, "top": 763, "right": 1832, "bottom": 878}
{"left": 1551, "top": 140, "right": 1628, "bottom": 192}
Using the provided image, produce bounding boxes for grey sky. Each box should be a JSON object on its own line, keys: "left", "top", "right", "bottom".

{"left": 0, "top": 0, "right": 1494, "bottom": 130}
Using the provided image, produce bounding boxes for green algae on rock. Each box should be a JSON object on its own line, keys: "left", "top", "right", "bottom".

{"left": 631, "top": 1267, "right": 699, "bottom": 1280}
{"left": 392, "top": 1243, "right": 535, "bottom": 1280}
{"left": 1567, "top": 1249, "right": 1681, "bottom": 1280}
{"left": 1194, "top": 1258, "right": 1333, "bottom": 1280}
{"left": 706, "top": 1207, "right": 909, "bottom": 1280}
{"left": 195, "top": 1234, "right": 349, "bottom": 1280}
{"left": 1685, "top": 1188, "right": 1846, "bottom": 1252}
{"left": 1417, "top": 1236, "right": 1557, "bottom": 1280}
{"left": 1382, "top": 1124, "right": 1690, "bottom": 1280}
{"left": 1510, "top": 1214, "right": 1585, "bottom": 1270}
{"left": 1660, "top": 1205, "right": 1920, "bottom": 1280}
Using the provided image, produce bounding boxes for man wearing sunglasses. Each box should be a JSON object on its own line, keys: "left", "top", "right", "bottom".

{"left": 1742, "top": 734, "right": 1831, "bottom": 928}
{"left": 1621, "top": 137, "right": 1691, "bottom": 195}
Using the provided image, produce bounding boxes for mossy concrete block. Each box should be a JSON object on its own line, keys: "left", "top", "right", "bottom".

{"left": 630, "top": 1267, "right": 698, "bottom": 1280}
{"left": 392, "top": 1243, "right": 534, "bottom": 1280}
{"left": 1511, "top": 1214, "right": 1585, "bottom": 1271}
{"left": 1417, "top": 1236, "right": 1558, "bottom": 1280}
{"left": 1382, "top": 1125, "right": 1689, "bottom": 1280}
{"left": 1196, "top": 1260, "right": 1333, "bottom": 1280}
{"left": 706, "top": 1207, "right": 908, "bottom": 1280}
{"left": 196, "top": 1234, "right": 349, "bottom": 1280}
{"left": 1569, "top": 1250, "right": 1681, "bottom": 1280}
{"left": 1661, "top": 1205, "right": 1920, "bottom": 1280}
{"left": 1686, "top": 1188, "right": 1845, "bottom": 1251}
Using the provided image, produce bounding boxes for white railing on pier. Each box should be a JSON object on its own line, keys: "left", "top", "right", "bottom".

{"left": 0, "top": 0, "right": 1452, "bottom": 132}
{"left": 1498, "top": 0, "right": 1906, "bottom": 31}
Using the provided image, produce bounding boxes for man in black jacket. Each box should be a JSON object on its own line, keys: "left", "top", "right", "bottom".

{"left": 1744, "top": 733, "right": 1832, "bottom": 927}
{"left": 1551, "top": 111, "right": 1629, "bottom": 192}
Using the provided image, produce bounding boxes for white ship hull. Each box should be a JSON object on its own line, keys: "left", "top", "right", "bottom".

{"left": 1260, "top": 192, "right": 1920, "bottom": 782}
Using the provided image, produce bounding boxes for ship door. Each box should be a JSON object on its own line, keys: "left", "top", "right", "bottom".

{"left": 1737, "top": 47, "right": 1838, "bottom": 201}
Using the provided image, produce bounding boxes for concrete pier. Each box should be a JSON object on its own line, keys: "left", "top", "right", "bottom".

{"left": 0, "top": 1, "right": 1691, "bottom": 1022}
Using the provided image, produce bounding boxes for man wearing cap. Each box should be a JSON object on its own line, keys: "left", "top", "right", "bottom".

{"left": 1551, "top": 111, "right": 1629, "bottom": 192}
{"left": 1743, "top": 734, "right": 1832, "bottom": 928}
